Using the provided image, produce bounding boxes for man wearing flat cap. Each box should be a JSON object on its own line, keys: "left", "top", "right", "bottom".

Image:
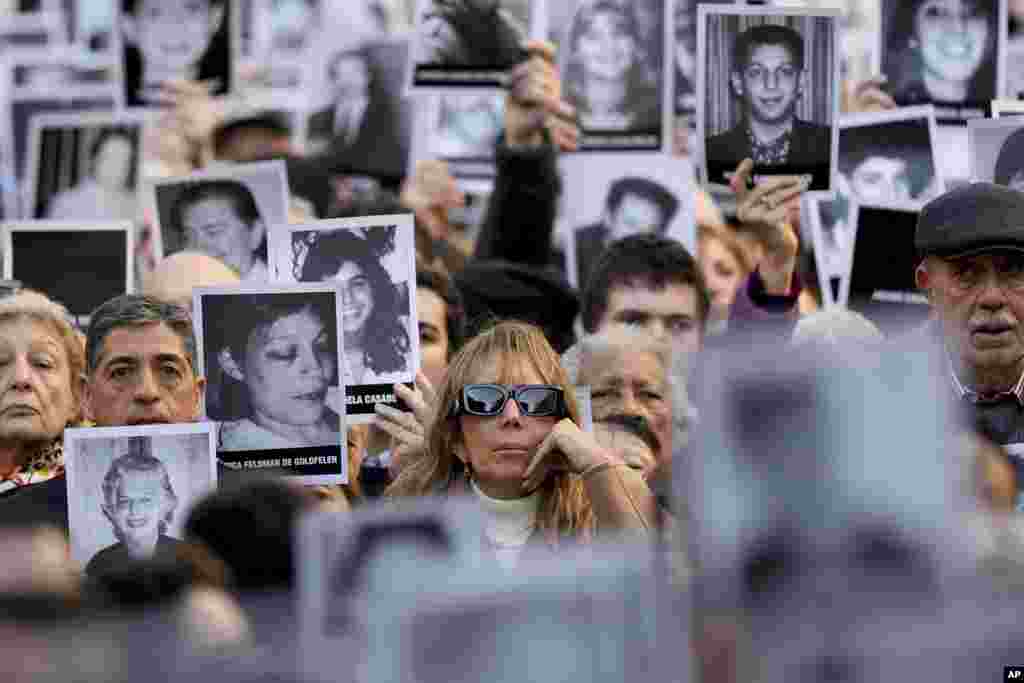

{"left": 915, "top": 183, "right": 1024, "bottom": 499}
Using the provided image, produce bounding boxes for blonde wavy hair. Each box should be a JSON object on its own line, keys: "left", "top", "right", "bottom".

{"left": 387, "top": 321, "right": 594, "bottom": 545}
{"left": 0, "top": 289, "right": 85, "bottom": 424}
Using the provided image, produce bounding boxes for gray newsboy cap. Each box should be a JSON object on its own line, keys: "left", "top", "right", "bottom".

{"left": 916, "top": 182, "right": 1024, "bottom": 257}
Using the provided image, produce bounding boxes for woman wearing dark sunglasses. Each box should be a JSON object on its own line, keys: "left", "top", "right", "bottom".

{"left": 387, "top": 321, "right": 657, "bottom": 561}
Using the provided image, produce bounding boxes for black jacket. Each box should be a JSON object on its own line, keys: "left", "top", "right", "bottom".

{"left": 704, "top": 118, "right": 832, "bottom": 190}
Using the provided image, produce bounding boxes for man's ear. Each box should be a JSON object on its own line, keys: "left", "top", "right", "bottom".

{"left": 218, "top": 349, "right": 244, "bottom": 382}
{"left": 81, "top": 377, "right": 95, "bottom": 424}
{"left": 248, "top": 219, "right": 266, "bottom": 253}
{"left": 915, "top": 260, "right": 932, "bottom": 296}
{"left": 191, "top": 376, "right": 207, "bottom": 420}
{"left": 797, "top": 70, "right": 808, "bottom": 99}
{"left": 729, "top": 70, "right": 744, "bottom": 98}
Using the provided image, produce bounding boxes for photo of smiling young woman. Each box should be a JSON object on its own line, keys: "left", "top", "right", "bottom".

{"left": 881, "top": 0, "right": 1004, "bottom": 123}
{"left": 557, "top": 0, "right": 665, "bottom": 150}
{"left": 119, "top": 0, "right": 232, "bottom": 107}
{"left": 270, "top": 214, "right": 419, "bottom": 422}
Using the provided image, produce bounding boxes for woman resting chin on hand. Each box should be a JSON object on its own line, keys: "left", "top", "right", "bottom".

{"left": 387, "top": 321, "right": 658, "bottom": 566}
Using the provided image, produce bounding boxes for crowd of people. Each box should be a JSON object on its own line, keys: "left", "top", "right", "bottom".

{"left": 5, "top": 1, "right": 1024, "bottom": 680}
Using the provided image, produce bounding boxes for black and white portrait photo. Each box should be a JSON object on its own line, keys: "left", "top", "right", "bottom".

{"left": 411, "top": 92, "right": 504, "bottom": 180}
{"left": 842, "top": 205, "right": 930, "bottom": 333}
{"left": 968, "top": 118, "right": 1024, "bottom": 191}
{"left": 193, "top": 284, "right": 348, "bottom": 483}
{"left": 560, "top": 153, "right": 695, "bottom": 288}
{"left": 118, "top": 0, "right": 232, "bottom": 107}
{"left": 552, "top": 0, "right": 665, "bottom": 151}
{"left": 271, "top": 214, "right": 418, "bottom": 421}
{"left": 307, "top": 40, "right": 411, "bottom": 180}
{"left": 673, "top": 0, "right": 734, "bottom": 117}
{"left": 150, "top": 160, "right": 289, "bottom": 282}
{"left": 64, "top": 423, "right": 217, "bottom": 573}
{"left": 838, "top": 106, "right": 944, "bottom": 208}
{"left": 879, "top": 0, "right": 1005, "bottom": 124}
{"left": 27, "top": 112, "right": 143, "bottom": 221}
{"left": 235, "top": 0, "right": 321, "bottom": 94}
{"left": 3, "top": 221, "right": 133, "bottom": 320}
{"left": 8, "top": 88, "right": 117, "bottom": 182}
{"left": 699, "top": 6, "right": 839, "bottom": 191}
{"left": 411, "top": 0, "right": 532, "bottom": 88}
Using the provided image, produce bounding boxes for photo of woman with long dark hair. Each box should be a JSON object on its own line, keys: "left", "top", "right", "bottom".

{"left": 297, "top": 226, "right": 412, "bottom": 386}
{"left": 882, "top": 0, "right": 998, "bottom": 109}
{"left": 206, "top": 292, "right": 342, "bottom": 452}
{"left": 562, "top": 0, "right": 659, "bottom": 133}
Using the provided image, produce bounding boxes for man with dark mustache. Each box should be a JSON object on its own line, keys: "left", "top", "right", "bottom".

{"left": 915, "top": 183, "right": 1024, "bottom": 506}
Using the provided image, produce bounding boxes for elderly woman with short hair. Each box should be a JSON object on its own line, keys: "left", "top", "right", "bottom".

{"left": 387, "top": 321, "right": 657, "bottom": 564}
{"left": 0, "top": 290, "right": 85, "bottom": 512}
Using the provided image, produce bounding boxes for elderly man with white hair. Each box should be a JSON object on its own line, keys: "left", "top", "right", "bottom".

{"left": 561, "top": 326, "right": 693, "bottom": 483}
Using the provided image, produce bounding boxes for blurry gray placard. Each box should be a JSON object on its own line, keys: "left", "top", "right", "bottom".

{"left": 682, "top": 339, "right": 976, "bottom": 610}
{"left": 297, "top": 498, "right": 490, "bottom": 682}
{"left": 382, "top": 547, "right": 679, "bottom": 683}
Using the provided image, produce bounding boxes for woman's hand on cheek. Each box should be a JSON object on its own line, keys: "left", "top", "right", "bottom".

{"left": 521, "top": 418, "right": 614, "bottom": 492}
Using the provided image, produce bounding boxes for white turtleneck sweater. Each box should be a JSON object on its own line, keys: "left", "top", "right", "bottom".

{"left": 471, "top": 480, "right": 541, "bottom": 569}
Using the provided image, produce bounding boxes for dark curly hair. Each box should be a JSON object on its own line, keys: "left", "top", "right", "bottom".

{"left": 299, "top": 226, "right": 410, "bottom": 375}
{"left": 421, "top": 0, "right": 524, "bottom": 66}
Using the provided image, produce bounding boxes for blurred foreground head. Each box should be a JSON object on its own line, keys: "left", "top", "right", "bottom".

{"left": 683, "top": 338, "right": 977, "bottom": 680}
{"left": 143, "top": 251, "right": 240, "bottom": 311}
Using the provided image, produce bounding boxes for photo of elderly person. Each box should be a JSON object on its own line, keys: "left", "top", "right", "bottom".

{"left": 296, "top": 227, "right": 412, "bottom": 386}
{"left": 414, "top": 0, "right": 526, "bottom": 69}
{"left": 993, "top": 128, "right": 1024, "bottom": 191}
{"left": 204, "top": 293, "right": 342, "bottom": 452}
{"left": 42, "top": 126, "right": 139, "bottom": 222}
{"left": 882, "top": 0, "right": 998, "bottom": 114}
{"left": 703, "top": 15, "right": 835, "bottom": 189}
{"left": 0, "top": 291, "right": 84, "bottom": 518}
{"left": 120, "top": 0, "right": 231, "bottom": 107}
{"left": 837, "top": 117, "right": 941, "bottom": 205}
{"left": 162, "top": 179, "right": 269, "bottom": 282}
{"left": 387, "top": 321, "right": 658, "bottom": 564}
{"left": 562, "top": 0, "right": 660, "bottom": 134}
{"left": 85, "top": 437, "right": 181, "bottom": 576}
